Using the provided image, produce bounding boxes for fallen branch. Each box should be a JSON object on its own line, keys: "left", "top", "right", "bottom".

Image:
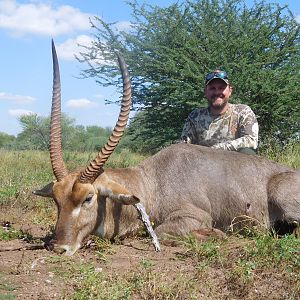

{"left": 134, "top": 203, "right": 161, "bottom": 252}
{"left": 0, "top": 243, "right": 45, "bottom": 252}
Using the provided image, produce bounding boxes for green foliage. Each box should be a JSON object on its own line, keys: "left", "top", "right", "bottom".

{"left": 0, "top": 132, "right": 15, "bottom": 148}
{"left": 139, "top": 257, "right": 155, "bottom": 269}
{"left": 17, "top": 114, "right": 52, "bottom": 150}
{"left": 0, "top": 150, "right": 56, "bottom": 226}
{"left": 79, "top": 0, "right": 300, "bottom": 153}
{"left": 89, "top": 236, "right": 115, "bottom": 261}
{"left": 0, "top": 227, "right": 23, "bottom": 241}
{"left": 0, "top": 225, "right": 33, "bottom": 242}
{"left": 104, "top": 148, "right": 148, "bottom": 168}
{"left": 180, "top": 231, "right": 300, "bottom": 293}
{"left": 1, "top": 113, "right": 133, "bottom": 152}
{"left": 8, "top": 113, "right": 78, "bottom": 151}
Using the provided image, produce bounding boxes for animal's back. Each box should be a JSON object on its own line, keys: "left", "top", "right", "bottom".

{"left": 139, "top": 143, "right": 290, "bottom": 196}
{"left": 137, "top": 143, "right": 295, "bottom": 230}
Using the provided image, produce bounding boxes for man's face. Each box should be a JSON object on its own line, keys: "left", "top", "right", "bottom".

{"left": 204, "top": 79, "right": 232, "bottom": 110}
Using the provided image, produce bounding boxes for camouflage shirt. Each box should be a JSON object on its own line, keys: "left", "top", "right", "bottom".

{"left": 181, "top": 103, "right": 259, "bottom": 151}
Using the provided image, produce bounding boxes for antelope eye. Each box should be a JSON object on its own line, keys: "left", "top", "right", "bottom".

{"left": 84, "top": 195, "right": 93, "bottom": 205}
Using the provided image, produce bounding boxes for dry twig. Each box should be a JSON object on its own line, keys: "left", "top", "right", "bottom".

{"left": 0, "top": 243, "right": 45, "bottom": 252}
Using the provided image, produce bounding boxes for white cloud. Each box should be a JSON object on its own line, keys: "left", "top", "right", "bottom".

{"left": 66, "top": 98, "right": 98, "bottom": 109}
{"left": 93, "top": 94, "right": 105, "bottom": 100}
{"left": 296, "top": 14, "right": 300, "bottom": 24}
{"left": 8, "top": 109, "right": 35, "bottom": 117}
{"left": 0, "top": 0, "right": 91, "bottom": 36}
{"left": 56, "top": 35, "right": 113, "bottom": 66}
{"left": 56, "top": 34, "right": 93, "bottom": 60}
{"left": 0, "top": 92, "right": 35, "bottom": 104}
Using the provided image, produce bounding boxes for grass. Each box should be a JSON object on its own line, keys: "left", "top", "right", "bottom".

{"left": 0, "top": 226, "right": 27, "bottom": 241}
{"left": 261, "top": 141, "right": 300, "bottom": 168}
{"left": 0, "top": 272, "right": 17, "bottom": 299}
{"left": 88, "top": 236, "right": 116, "bottom": 262}
{"left": 60, "top": 259, "right": 201, "bottom": 300}
{"left": 181, "top": 231, "right": 300, "bottom": 297}
{"left": 50, "top": 231, "right": 298, "bottom": 299}
{"left": 0, "top": 295, "right": 15, "bottom": 300}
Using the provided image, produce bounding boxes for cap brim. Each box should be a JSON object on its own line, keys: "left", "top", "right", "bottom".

{"left": 206, "top": 77, "right": 229, "bottom": 86}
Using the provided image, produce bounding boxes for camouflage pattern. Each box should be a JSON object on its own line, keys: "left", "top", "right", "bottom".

{"left": 181, "top": 103, "right": 258, "bottom": 151}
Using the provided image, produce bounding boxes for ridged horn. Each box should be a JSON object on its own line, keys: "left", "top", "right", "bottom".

{"left": 50, "top": 40, "right": 68, "bottom": 181}
{"left": 79, "top": 53, "right": 132, "bottom": 183}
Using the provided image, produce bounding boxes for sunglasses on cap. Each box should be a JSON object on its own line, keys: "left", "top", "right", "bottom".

{"left": 205, "top": 71, "right": 229, "bottom": 85}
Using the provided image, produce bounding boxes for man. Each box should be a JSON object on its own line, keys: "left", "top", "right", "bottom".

{"left": 181, "top": 70, "right": 258, "bottom": 154}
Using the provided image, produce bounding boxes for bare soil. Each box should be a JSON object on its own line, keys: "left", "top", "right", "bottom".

{"left": 0, "top": 221, "right": 299, "bottom": 300}
{"left": 0, "top": 231, "right": 188, "bottom": 299}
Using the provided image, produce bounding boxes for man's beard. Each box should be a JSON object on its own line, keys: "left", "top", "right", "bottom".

{"left": 210, "top": 97, "right": 227, "bottom": 109}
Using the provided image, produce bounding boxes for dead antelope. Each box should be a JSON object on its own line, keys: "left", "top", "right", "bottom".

{"left": 34, "top": 41, "right": 300, "bottom": 255}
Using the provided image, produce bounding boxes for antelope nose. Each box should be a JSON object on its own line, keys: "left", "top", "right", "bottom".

{"left": 45, "top": 239, "right": 69, "bottom": 254}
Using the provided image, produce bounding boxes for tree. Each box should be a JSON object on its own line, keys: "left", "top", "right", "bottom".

{"left": 14, "top": 113, "right": 124, "bottom": 152}
{"left": 17, "top": 114, "right": 51, "bottom": 150}
{"left": 0, "top": 132, "right": 15, "bottom": 148}
{"left": 79, "top": 0, "right": 300, "bottom": 153}
{"left": 16, "top": 113, "right": 77, "bottom": 150}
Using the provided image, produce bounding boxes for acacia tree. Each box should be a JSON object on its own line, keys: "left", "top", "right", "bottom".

{"left": 79, "top": 0, "right": 300, "bottom": 153}
{"left": 17, "top": 114, "right": 77, "bottom": 150}
{"left": 15, "top": 114, "right": 121, "bottom": 152}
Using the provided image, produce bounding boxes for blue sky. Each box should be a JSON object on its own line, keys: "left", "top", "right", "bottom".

{"left": 1, "top": 0, "right": 299, "bottom": 136}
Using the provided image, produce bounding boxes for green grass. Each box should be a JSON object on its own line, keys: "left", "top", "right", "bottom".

{"left": 0, "top": 149, "right": 146, "bottom": 225}
{"left": 62, "top": 148, "right": 147, "bottom": 171}
{"left": 0, "top": 272, "right": 17, "bottom": 298}
{"left": 0, "top": 226, "right": 25, "bottom": 241}
{"left": 88, "top": 236, "right": 116, "bottom": 262}
{"left": 261, "top": 141, "right": 300, "bottom": 169}
{"left": 0, "top": 294, "right": 15, "bottom": 300}
{"left": 0, "top": 150, "right": 53, "bottom": 205}
{"left": 57, "top": 231, "right": 299, "bottom": 299}
{"left": 183, "top": 230, "right": 300, "bottom": 291}
{"left": 67, "top": 261, "right": 200, "bottom": 300}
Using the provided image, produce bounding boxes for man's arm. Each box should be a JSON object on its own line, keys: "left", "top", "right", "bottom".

{"left": 181, "top": 113, "right": 197, "bottom": 144}
{"left": 211, "top": 106, "right": 259, "bottom": 151}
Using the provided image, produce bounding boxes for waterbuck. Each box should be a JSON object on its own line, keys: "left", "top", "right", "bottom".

{"left": 34, "top": 41, "right": 300, "bottom": 255}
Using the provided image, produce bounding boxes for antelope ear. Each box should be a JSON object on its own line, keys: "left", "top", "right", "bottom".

{"left": 33, "top": 182, "right": 54, "bottom": 198}
{"left": 108, "top": 192, "right": 140, "bottom": 205}
{"left": 98, "top": 181, "right": 140, "bottom": 205}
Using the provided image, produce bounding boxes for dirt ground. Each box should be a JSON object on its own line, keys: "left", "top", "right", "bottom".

{"left": 0, "top": 228, "right": 189, "bottom": 299}
{"left": 0, "top": 221, "right": 299, "bottom": 300}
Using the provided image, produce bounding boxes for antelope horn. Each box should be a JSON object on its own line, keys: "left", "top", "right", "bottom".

{"left": 50, "top": 40, "right": 68, "bottom": 181}
{"left": 79, "top": 53, "right": 132, "bottom": 183}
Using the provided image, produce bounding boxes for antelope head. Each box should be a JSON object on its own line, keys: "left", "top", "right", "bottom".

{"left": 34, "top": 40, "right": 139, "bottom": 255}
